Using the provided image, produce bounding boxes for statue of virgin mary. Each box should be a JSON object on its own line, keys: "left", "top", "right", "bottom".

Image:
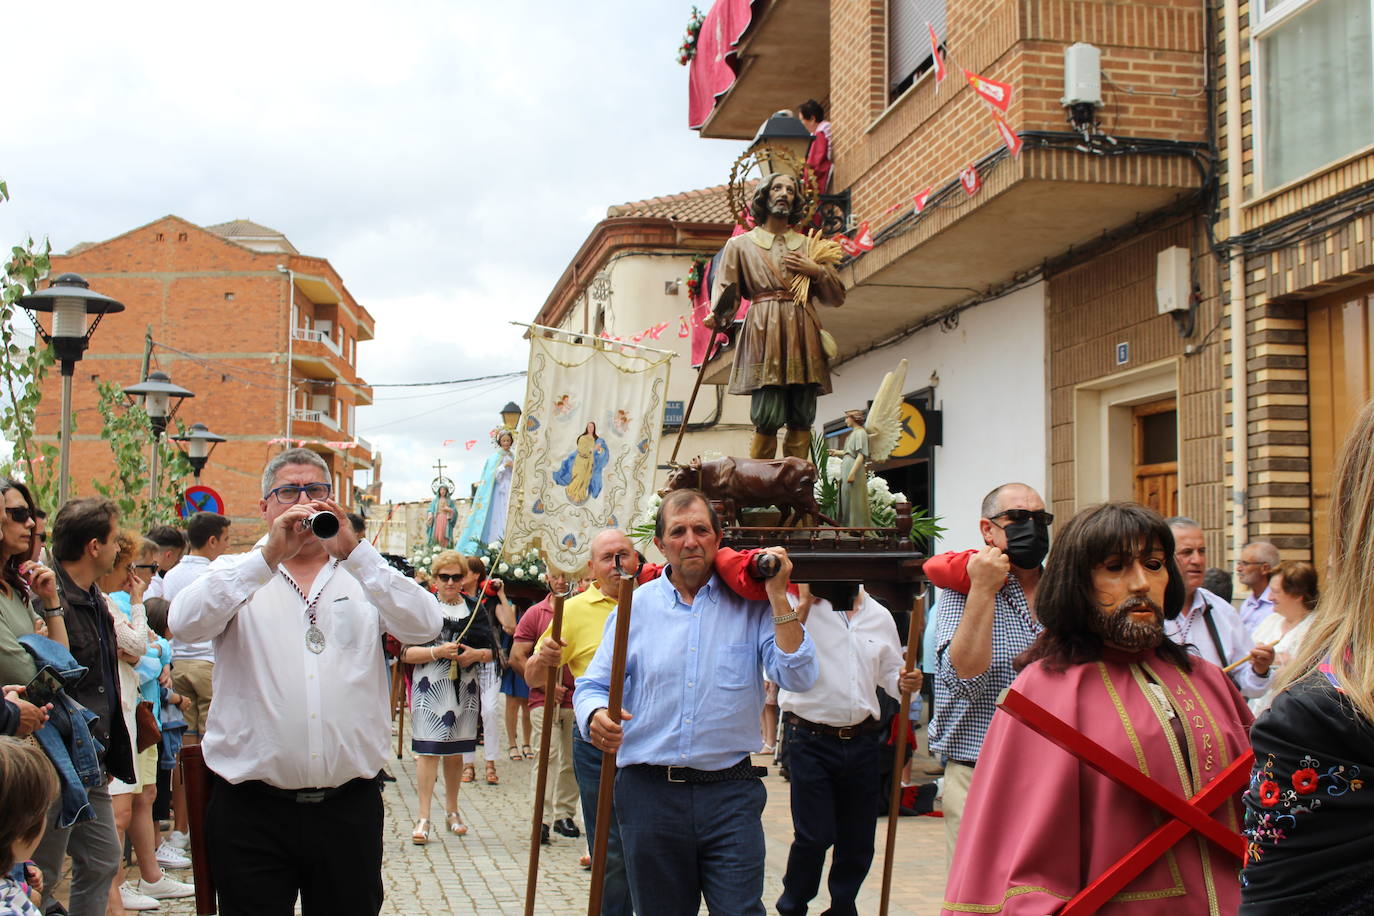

{"left": 457, "top": 428, "right": 516, "bottom": 553}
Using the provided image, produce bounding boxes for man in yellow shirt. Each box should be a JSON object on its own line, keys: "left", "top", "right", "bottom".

{"left": 525, "top": 528, "right": 637, "bottom": 916}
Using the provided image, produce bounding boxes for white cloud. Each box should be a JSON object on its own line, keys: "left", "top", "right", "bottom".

{"left": 1, "top": 0, "right": 747, "bottom": 503}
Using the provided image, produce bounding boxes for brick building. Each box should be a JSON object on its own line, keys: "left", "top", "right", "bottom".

{"left": 41, "top": 216, "right": 375, "bottom": 542}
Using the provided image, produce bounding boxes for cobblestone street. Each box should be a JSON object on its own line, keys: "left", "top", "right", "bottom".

{"left": 117, "top": 728, "right": 947, "bottom": 915}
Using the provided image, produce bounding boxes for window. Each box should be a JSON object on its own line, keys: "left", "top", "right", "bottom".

{"left": 888, "top": 0, "right": 946, "bottom": 101}
{"left": 1255, "top": 0, "right": 1374, "bottom": 190}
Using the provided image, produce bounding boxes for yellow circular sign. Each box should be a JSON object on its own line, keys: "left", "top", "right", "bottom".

{"left": 889, "top": 402, "right": 927, "bottom": 459}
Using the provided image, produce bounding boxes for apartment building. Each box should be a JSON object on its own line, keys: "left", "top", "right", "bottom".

{"left": 43, "top": 216, "right": 375, "bottom": 539}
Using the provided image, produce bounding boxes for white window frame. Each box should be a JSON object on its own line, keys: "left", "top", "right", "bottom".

{"left": 1251, "top": 0, "right": 1374, "bottom": 192}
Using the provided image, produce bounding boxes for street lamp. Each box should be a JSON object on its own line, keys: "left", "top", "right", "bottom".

{"left": 17, "top": 273, "right": 126, "bottom": 505}
{"left": 171, "top": 422, "right": 226, "bottom": 480}
{"left": 749, "top": 110, "right": 814, "bottom": 179}
{"left": 124, "top": 371, "right": 194, "bottom": 501}
{"left": 500, "top": 401, "right": 522, "bottom": 431}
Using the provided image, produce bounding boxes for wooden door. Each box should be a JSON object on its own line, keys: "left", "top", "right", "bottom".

{"left": 1133, "top": 398, "right": 1179, "bottom": 516}
{"left": 1308, "top": 283, "right": 1374, "bottom": 570}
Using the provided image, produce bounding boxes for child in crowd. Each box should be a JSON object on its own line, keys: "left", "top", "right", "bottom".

{"left": 1, "top": 737, "right": 60, "bottom": 916}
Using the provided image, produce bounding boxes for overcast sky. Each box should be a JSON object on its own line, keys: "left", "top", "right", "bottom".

{"left": 0, "top": 1, "right": 747, "bottom": 503}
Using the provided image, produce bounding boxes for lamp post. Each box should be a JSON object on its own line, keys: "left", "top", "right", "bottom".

{"left": 500, "top": 401, "right": 522, "bottom": 431}
{"left": 123, "top": 371, "right": 194, "bottom": 501}
{"left": 749, "top": 110, "right": 814, "bottom": 179}
{"left": 17, "top": 274, "right": 126, "bottom": 506}
{"left": 171, "top": 422, "right": 226, "bottom": 481}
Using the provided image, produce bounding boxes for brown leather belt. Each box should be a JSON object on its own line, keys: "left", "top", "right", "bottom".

{"left": 784, "top": 711, "right": 883, "bottom": 740}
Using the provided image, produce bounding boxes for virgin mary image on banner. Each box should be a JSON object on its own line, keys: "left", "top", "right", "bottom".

{"left": 458, "top": 428, "right": 516, "bottom": 553}
{"left": 552, "top": 421, "right": 609, "bottom": 505}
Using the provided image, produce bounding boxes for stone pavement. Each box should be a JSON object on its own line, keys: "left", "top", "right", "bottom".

{"left": 121, "top": 729, "right": 948, "bottom": 915}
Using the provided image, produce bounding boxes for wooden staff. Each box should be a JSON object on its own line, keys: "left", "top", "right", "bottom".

{"left": 524, "top": 586, "right": 569, "bottom": 916}
{"left": 392, "top": 662, "right": 406, "bottom": 760}
{"left": 668, "top": 281, "right": 736, "bottom": 466}
{"left": 587, "top": 559, "right": 636, "bottom": 916}
{"left": 1222, "top": 641, "right": 1275, "bottom": 674}
{"left": 878, "top": 592, "right": 925, "bottom": 916}
{"left": 179, "top": 744, "right": 216, "bottom": 915}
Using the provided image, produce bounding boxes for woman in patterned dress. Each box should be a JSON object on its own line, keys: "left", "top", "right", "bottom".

{"left": 401, "top": 551, "right": 498, "bottom": 843}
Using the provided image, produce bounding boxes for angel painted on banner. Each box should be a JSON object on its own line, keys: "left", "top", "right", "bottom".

{"left": 457, "top": 429, "right": 516, "bottom": 553}
{"left": 829, "top": 360, "right": 907, "bottom": 528}
{"left": 426, "top": 482, "right": 458, "bottom": 547}
{"left": 552, "top": 420, "right": 609, "bottom": 504}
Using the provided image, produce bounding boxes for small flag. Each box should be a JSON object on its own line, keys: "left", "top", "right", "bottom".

{"left": 960, "top": 164, "right": 981, "bottom": 196}
{"left": 852, "top": 221, "right": 874, "bottom": 251}
{"left": 882, "top": 201, "right": 904, "bottom": 216}
{"left": 441, "top": 439, "right": 455, "bottom": 447}
{"left": 962, "top": 69, "right": 1012, "bottom": 112}
{"left": 646, "top": 322, "right": 669, "bottom": 340}
{"left": 678, "top": 315, "right": 691, "bottom": 338}
{"left": 928, "top": 23, "right": 946, "bottom": 84}
{"left": 992, "top": 111, "right": 1022, "bottom": 157}
{"left": 913, "top": 187, "right": 934, "bottom": 213}
{"left": 465, "top": 440, "right": 477, "bottom": 450}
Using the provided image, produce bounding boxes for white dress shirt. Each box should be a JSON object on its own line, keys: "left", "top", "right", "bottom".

{"left": 1164, "top": 587, "right": 1269, "bottom": 698}
{"left": 163, "top": 554, "right": 214, "bottom": 662}
{"left": 778, "top": 590, "right": 904, "bottom": 727}
{"left": 169, "top": 539, "right": 441, "bottom": 789}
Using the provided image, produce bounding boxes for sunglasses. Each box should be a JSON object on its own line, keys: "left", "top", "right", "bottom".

{"left": 434, "top": 572, "right": 465, "bottom": 583}
{"left": 132, "top": 563, "right": 159, "bottom": 573}
{"left": 4, "top": 507, "right": 33, "bottom": 524}
{"left": 988, "top": 508, "right": 1054, "bottom": 527}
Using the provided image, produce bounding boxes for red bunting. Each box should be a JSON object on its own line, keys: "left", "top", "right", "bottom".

{"left": 441, "top": 439, "right": 455, "bottom": 447}
{"left": 928, "top": 23, "right": 946, "bottom": 84}
{"left": 992, "top": 111, "right": 1022, "bottom": 157}
{"left": 645, "top": 322, "right": 669, "bottom": 340}
{"left": 913, "top": 187, "right": 934, "bottom": 213}
{"left": 959, "top": 164, "right": 981, "bottom": 196}
{"left": 678, "top": 315, "right": 691, "bottom": 338}
{"left": 465, "top": 440, "right": 477, "bottom": 450}
{"left": 852, "top": 221, "right": 874, "bottom": 251}
{"left": 963, "top": 69, "right": 1012, "bottom": 112}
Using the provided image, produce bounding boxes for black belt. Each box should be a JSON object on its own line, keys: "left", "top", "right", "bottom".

{"left": 947, "top": 758, "right": 977, "bottom": 769}
{"left": 630, "top": 756, "right": 766, "bottom": 784}
{"left": 784, "top": 711, "right": 883, "bottom": 739}
{"left": 235, "top": 776, "right": 374, "bottom": 804}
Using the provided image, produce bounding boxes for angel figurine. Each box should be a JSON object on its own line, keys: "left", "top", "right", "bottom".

{"left": 829, "top": 359, "right": 908, "bottom": 528}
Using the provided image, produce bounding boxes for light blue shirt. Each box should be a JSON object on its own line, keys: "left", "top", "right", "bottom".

{"left": 574, "top": 570, "right": 818, "bottom": 770}
{"left": 1239, "top": 586, "right": 1274, "bottom": 634}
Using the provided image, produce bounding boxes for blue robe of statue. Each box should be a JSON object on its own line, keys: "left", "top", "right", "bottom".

{"left": 457, "top": 448, "right": 509, "bottom": 554}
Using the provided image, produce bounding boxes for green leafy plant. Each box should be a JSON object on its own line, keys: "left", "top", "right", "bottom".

{"left": 0, "top": 178, "right": 59, "bottom": 509}
{"left": 810, "top": 433, "right": 840, "bottom": 519}
{"left": 91, "top": 381, "right": 192, "bottom": 528}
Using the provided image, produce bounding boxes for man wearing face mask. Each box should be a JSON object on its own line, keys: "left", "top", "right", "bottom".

{"left": 926, "top": 482, "right": 1049, "bottom": 862}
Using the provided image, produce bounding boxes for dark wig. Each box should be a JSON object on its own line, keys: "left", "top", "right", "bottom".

{"left": 750, "top": 173, "right": 806, "bottom": 228}
{"left": 1016, "top": 502, "right": 1193, "bottom": 673}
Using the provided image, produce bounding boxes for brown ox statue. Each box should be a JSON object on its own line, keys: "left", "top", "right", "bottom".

{"left": 662, "top": 456, "right": 838, "bottom": 528}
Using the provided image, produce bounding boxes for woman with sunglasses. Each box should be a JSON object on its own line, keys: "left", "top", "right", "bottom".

{"left": 399, "top": 550, "right": 497, "bottom": 843}
{"left": 0, "top": 480, "right": 63, "bottom": 732}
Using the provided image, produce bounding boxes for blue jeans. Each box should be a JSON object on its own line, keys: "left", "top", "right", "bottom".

{"left": 614, "top": 764, "right": 767, "bottom": 916}
{"left": 775, "top": 724, "right": 882, "bottom": 916}
{"left": 571, "top": 734, "right": 633, "bottom": 916}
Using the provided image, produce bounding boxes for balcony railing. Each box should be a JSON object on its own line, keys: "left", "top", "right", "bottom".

{"left": 292, "top": 326, "right": 341, "bottom": 356}
{"left": 353, "top": 434, "right": 372, "bottom": 452}
{"left": 291, "top": 408, "right": 339, "bottom": 431}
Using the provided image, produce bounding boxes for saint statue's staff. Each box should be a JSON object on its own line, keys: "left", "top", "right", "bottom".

{"left": 878, "top": 593, "right": 925, "bottom": 916}
{"left": 524, "top": 581, "right": 571, "bottom": 916}
{"left": 586, "top": 556, "right": 636, "bottom": 916}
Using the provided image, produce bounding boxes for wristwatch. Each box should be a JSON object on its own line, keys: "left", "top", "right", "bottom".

{"left": 40, "top": 605, "right": 64, "bottom": 618}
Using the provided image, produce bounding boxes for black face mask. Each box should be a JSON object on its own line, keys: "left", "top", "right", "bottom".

{"left": 1003, "top": 519, "right": 1050, "bottom": 570}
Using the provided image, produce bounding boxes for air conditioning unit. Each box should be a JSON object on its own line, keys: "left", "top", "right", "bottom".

{"left": 1156, "top": 247, "right": 1192, "bottom": 314}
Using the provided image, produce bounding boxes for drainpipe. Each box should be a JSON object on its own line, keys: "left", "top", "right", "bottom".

{"left": 1224, "top": 0, "right": 1248, "bottom": 560}
{"left": 278, "top": 265, "right": 295, "bottom": 442}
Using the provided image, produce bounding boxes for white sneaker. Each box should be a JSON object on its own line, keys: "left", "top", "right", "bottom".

{"left": 166, "top": 829, "right": 190, "bottom": 850}
{"left": 136, "top": 875, "right": 196, "bottom": 900}
{"left": 119, "top": 882, "right": 161, "bottom": 911}
{"left": 155, "top": 841, "right": 192, "bottom": 869}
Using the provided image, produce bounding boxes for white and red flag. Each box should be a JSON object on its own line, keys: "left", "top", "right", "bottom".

{"left": 928, "top": 23, "right": 946, "bottom": 84}
{"left": 913, "top": 186, "right": 934, "bottom": 213}
{"left": 992, "top": 111, "right": 1023, "bottom": 157}
{"left": 963, "top": 69, "right": 1012, "bottom": 111}
{"left": 959, "top": 164, "right": 981, "bottom": 196}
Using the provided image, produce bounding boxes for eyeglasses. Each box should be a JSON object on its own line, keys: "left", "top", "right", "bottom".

{"left": 4, "top": 507, "right": 32, "bottom": 524}
{"left": 132, "top": 564, "right": 159, "bottom": 573}
{"left": 264, "top": 483, "right": 332, "bottom": 504}
{"left": 1235, "top": 560, "right": 1267, "bottom": 568}
{"left": 988, "top": 508, "right": 1054, "bottom": 527}
{"left": 434, "top": 572, "right": 465, "bottom": 583}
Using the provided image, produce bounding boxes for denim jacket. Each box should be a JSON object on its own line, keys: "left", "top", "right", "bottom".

{"left": 20, "top": 634, "right": 105, "bottom": 827}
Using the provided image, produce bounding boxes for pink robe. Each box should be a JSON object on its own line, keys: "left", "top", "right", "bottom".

{"left": 942, "top": 648, "right": 1254, "bottom": 915}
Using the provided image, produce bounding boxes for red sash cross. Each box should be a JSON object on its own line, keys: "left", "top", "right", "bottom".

{"left": 996, "top": 687, "right": 1254, "bottom": 915}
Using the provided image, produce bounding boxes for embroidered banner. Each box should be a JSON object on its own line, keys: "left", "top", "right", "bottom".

{"left": 505, "top": 333, "right": 673, "bottom": 574}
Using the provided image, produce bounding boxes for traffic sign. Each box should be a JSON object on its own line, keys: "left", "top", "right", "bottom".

{"left": 180, "top": 485, "right": 224, "bottom": 518}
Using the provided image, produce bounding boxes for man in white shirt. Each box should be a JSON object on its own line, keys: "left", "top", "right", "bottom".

{"left": 1164, "top": 517, "right": 1274, "bottom": 698}
{"left": 775, "top": 582, "right": 921, "bottom": 916}
{"left": 164, "top": 512, "right": 232, "bottom": 745}
{"left": 169, "top": 448, "right": 441, "bottom": 916}
{"left": 1236, "top": 540, "right": 1280, "bottom": 632}
{"left": 142, "top": 524, "right": 186, "bottom": 601}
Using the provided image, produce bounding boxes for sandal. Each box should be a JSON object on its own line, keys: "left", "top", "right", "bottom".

{"left": 521, "top": 744, "right": 533, "bottom": 759}
{"left": 508, "top": 745, "right": 522, "bottom": 761}
{"left": 485, "top": 761, "right": 499, "bottom": 785}
{"left": 445, "top": 811, "right": 467, "bottom": 836}
{"left": 412, "top": 818, "right": 431, "bottom": 845}
{"left": 461, "top": 764, "right": 475, "bottom": 783}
